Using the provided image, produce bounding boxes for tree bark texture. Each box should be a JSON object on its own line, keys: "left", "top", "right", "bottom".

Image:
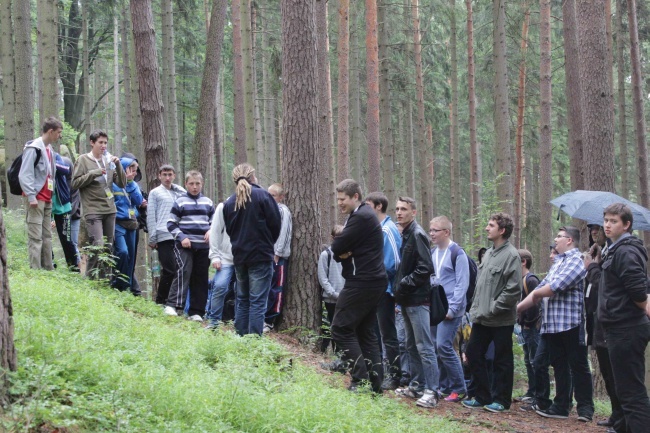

{"left": 336, "top": 0, "right": 350, "bottom": 183}
{"left": 563, "top": 0, "right": 585, "bottom": 193}
{"left": 493, "top": 0, "right": 512, "bottom": 215}
{"left": 0, "top": 201, "right": 16, "bottom": 398}
{"left": 280, "top": 0, "right": 322, "bottom": 335}
{"left": 82, "top": 0, "right": 91, "bottom": 141}
{"left": 37, "top": 0, "right": 58, "bottom": 121}
{"left": 113, "top": 14, "right": 122, "bottom": 155}
{"left": 191, "top": 0, "right": 227, "bottom": 175}
{"left": 449, "top": 0, "right": 461, "bottom": 241}
{"left": 412, "top": 0, "right": 431, "bottom": 225}
{"left": 315, "top": 0, "right": 334, "bottom": 241}
{"left": 122, "top": 5, "right": 134, "bottom": 154}
{"left": 232, "top": 0, "right": 247, "bottom": 164}
{"left": 365, "top": 0, "right": 380, "bottom": 193}
{"left": 161, "top": 0, "right": 181, "bottom": 172}
{"left": 466, "top": 0, "right": 481, "bottom": 243}
{"left": 350, "top": 7, "right": 363, "bottom": 187}
{"left": 576, "top": 0, "right": 615, "bottom": 192}
{"left": 261, "top": 11, "right": 278, "bottom": 184}
{"left": 1, "top": 0, "right": 20, "bottom": 209}
{"left": 130, "top": 0, "right": 169, "bottom": 193}
{"left": 240, "top": 0, "right": 257, "bottom": 167}
{"left": 538, "top": 0, "right": 553, "bottom": 275}
{"left": 627, "top": 0, "right": 650, "bottom": 245}
{"left": 378, "top": 0, "right": 395, "bottom": 208}
{"left": 616, "top": 0, "right": 628, "bottom": 198}
{"left": 514, "top": 6, "right": 530, "bottom": 248}
{"left": 13, "top": 0, "right": 34, "bottom": 149}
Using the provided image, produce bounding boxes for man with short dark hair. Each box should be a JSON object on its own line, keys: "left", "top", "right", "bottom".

{"left": 365, "top": 191, "right": 402, "bottom": 390}
{"left": 330, "top": 179, "right": 386, "bottom": 393}
{"left": 598, "top": 203, "right": 650, "bottom": 433}
{"left": 518, "top": 226, "right": 593, "bottom": 421}
{"left": 19, "top": 117, "right": 63, "bottom": 270}
{"left": 463, "top": 213, "right": 521, "bottom": 413}
{"left": 393, "top": 197, "right": 439, "bottom": 408}
{"left": 72, "top": 130, "right": 126, "bottom": 278}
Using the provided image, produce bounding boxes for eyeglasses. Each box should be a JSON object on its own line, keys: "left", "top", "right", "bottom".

{"left": 554, "top": 235, "right": 571, "bottom": 239}
{"left": 429, "top": 228, "right": 447, "bottom": 233}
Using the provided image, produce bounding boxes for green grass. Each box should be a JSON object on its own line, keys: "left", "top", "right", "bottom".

{"left": 2, "top": 210, "right": 463, "bottom": 432}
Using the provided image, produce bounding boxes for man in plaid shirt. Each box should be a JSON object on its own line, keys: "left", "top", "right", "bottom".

{"left": 518, "top": 226, "right": 594, "bottom": 421}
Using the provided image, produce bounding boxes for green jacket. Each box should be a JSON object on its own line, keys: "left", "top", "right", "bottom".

{"left": 470, "top": 240, "right": 522, "bottom": 327}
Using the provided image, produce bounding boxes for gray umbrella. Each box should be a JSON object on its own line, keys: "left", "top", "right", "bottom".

{"left": 550, "top": 190, "right": 650, "bottom": 231}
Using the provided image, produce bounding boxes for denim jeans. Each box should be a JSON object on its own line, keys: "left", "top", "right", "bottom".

{"left": 376, "top": 292, "right": 401, "bottom": 380}
{"left": 402, "top": 305, "right": 439, "bottom": 392}
{"left": 113, "top": 224, "right": 137, "bottom": 294}
{"left": 606, "top": 323, "right": 650, "bottom": 433}
{"left": 538, "top": 326, "right": 593, "bottom": 416}
{"left": 206, "top": 264, "right": 235, "bottom": 326}
{"left": 521, "top": 326, "right": 541, "bottom": 397}
{"left": 436, "top": 316, "right": 466, "bottom": 395}
{"left": 395, "top": 307, "right": 410, "bottom": 381}
{"left": 265, "top": 258, "right": 287, "bottom": 325}
{"left": 234, "top": 261, "right": 273, "bottom": 336}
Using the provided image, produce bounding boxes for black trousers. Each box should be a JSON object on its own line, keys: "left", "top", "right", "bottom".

{"left": 376, "top": 291, "right": 401, "bottom": 380}
{"left": 54, "top": 213, "right": 79, "bottom": 269}
{"left": 465, "top": 323, "right": 514, "bottom": 408}
{"left": 606, "top": 323, "right": 650, "bottom": 433}
{"left": 595, "top": 345, "right": 624, "bottom": 425}
{"left": 155, "top": 240, "right": 177, "bottom": 304}
{"left": 331, "top": 284, "right": 385, "bottom": 393}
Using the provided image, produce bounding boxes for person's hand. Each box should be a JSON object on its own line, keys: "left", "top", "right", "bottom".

{"left": 149, "top": 243, "right": 157, "bottom": 249}
{"left": 274, "top": 255, "right": 280, "bottom": 264}
{"left": 181, "top": 238, "right": 191, "bottom": 248}
{"left": 204, "top": 231, "right": 210, "bottom": 242}
{"left": 646, "top": 302, "right": 650, "bottom": 319}
{"left": 51, "top": 220, "right": 55, "bottom": 229}
{"left": 583, "top": 253, "right": 593, "bottom": 268}
{"left": 517, "top": 292, "right": 536, "bottom": 314}
{"left": 111, "top": 156, "right": 120, "bottom": 165}
{"left": 29, "top": 199, "right": 38, "bottom": 208}
{"left": 140, "top": 199, "right": 148, "bottom": 208}
{"left": 445, "top": 314, "right": 453, "bottom": 321}
{"left": 339, "top": 252, "right": 352, "bottom": 259}
{"left": 212, "top": 260, "right": 222, "bottom": 270}
{"left": 590, "top": 244, "right": 602, "bottom": 263}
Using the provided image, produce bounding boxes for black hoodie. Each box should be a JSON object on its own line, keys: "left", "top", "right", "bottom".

{"left": 598, "top": 235, "right": 650, "bottom": 329}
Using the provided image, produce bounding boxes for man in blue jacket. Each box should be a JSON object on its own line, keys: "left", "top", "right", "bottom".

{"left": 223, "top": 163, "right": 281, "bottom": 336}
{"left": 330, "top": 179, "right": 386, "bottom": 394}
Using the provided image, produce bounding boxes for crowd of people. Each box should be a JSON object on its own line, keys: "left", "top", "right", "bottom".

{"left": 17, "top": 118, "right": 650, "bottom": 433}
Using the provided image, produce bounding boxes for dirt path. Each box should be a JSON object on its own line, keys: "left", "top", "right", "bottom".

{"left": 272, "top": 333, "right": 610, "bottom": 433}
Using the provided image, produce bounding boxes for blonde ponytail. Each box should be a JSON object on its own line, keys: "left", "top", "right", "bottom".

{"left": 232, "top": 163, "right": 255, "bottom": 210}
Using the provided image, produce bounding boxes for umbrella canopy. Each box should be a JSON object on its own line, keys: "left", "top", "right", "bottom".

{"left": 550, "top": 190, "right": 650, "bottom": 231}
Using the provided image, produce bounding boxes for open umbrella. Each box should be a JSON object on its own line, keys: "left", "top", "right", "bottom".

{"left": 550, "top": 190, "right": 650, "bottom": 231}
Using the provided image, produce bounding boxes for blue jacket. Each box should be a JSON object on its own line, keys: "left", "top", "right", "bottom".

{"left": 381, "top": 216, "right": 401, "bottom": 294}
{"left": 223, "top": 184, "right": 281, "bottom": 265}
{"left": 112, "top": 157, "right": 143, "bottom": 223}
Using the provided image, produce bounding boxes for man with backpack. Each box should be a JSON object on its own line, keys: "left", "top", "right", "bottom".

{"left": 429, "top": 216, "right": 469, "bottom": 403}
{"left": 18, "top": 117, "right": 62, "bottom": 270}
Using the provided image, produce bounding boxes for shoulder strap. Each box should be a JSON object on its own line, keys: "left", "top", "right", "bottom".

{"left": 523, "top": 275, "right": 529, "bottom": 295}
{"left": 449, "top": 243, "right": 461, "bottom": 271}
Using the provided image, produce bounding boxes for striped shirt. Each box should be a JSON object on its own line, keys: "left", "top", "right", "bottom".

{"left": 147, "top": 183, "right": 186, "bottom": 244}
{"left": 274, "top": 203, "right": 292, "bottom": 258}
{"left": 537, "top": 247, "right": 586, "bottom": 334}
{"left": 167, "top": 192, "right": 215, "bottom": 249}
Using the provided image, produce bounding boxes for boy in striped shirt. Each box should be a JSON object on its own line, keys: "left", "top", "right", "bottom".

{"left": 165, "top": 170, "right": 215, "bottom": 320}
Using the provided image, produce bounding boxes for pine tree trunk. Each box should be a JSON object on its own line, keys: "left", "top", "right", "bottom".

{"left": 539, "top": 0, "right": 553, "bottom": 274}
{"left": 280, "top": 0, "right": 321, "bottom": 335}
{"left": 241, "top": 0, "right": 257, "bottom": 167}
{"left": 315, "top": 0, "right": 334, "bottom": 241}
{"left": 0, "top": 200, "right": 16, "bottom": 400}
{"left": 576, "top": 0, "right": 615, "bottom": 192}
{"left": 37, "top": 0, "right": 58, "bottom": 122}
{"left": 122, "top": 5, "right": 134, "bottom": 151}
{"left": 261, "top": 11, "right": 278, "bottom": 183}
{"left": 232, "top": 0, "right": 247, "bottom": 164}
{"left": 113, "top": 14, "right": 122, "bottom": 155}
{"left": 337, "top": 0, "right": 350, "bottom": 182}
{"left": 191, "top": 0, "right": 227, "bottom": 175}
{"left": 466, "top": 0, "right": 480, "bottom": 243}
{"left": 82, "top": 0, "right": 91, "bottom": 141}
{"left": 350, "top": 7, "right": 363, "bottom": 187}
{"left": 627, "top": 0, "right": 650, "bottom": 246}
{"left": 412, "top": 0, "right": 430, "bottom": 224}
{"left": 378, "top": 0, "right": 395, "bottom": 207}
{"left": 514, "top": 6, "right": 530, "bottom": 247}
{"left": 130, "top": 0, "right": 169, "bottom": 192}
{"left": 214, "top": 82, "right": 224, "bottom": 201}
{"left": 1, "top": 0, "right": 20, "bottom": 209}
{"left": 563, "top": 0, "right": 585, "bottom": 192}
{"left": 365, "top": 0, "right": 380, "bottom": 193}
{"left": 406, "top": 98, "right": 415, "bottom": 198}
{"left": 449, "top": 0, "right": 460, "bottom": 241}
{"left": 616, "top": 0, "right": 629, "bottom": 198}
{"left": 251, "top": 5, "right": 265, "bottom": 178}
{"left": 161, "top": 0, "right": 181, "bottom": 172}
{"left": 493, "top": 0, "right": 512, "bottom": 214}
{"left": 13, "top": 0, "right": 34, "bottom": 148}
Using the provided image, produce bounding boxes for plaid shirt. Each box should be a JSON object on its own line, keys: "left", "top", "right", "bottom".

{"left": 537, "top": 248, "right": 586, "bottom": 334}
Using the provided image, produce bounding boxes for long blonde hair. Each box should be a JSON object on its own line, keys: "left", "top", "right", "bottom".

{"left": 232, "top": 163, "right": 255, "bottom": 210}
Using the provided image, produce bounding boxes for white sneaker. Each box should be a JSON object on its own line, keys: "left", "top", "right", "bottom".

{"left": 188, "top": 314, "right": 203, "bottom": 322}
{"left": 416, "top": 389, "right": 439, "bottom": 408}
{"left": 163, "top": 306, "right": 178, "bottom": 316}
{"left": 263, "top": 324, "right": 272, "bottom": 333}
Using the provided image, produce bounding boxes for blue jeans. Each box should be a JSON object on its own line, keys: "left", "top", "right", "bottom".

{"left": 234, "top": 261, "right": 273, "bottom": 336}
{"left": 395, "top": 307, "right": 410, "bottom": 381}
{"left": 113, "top": 224, "right": 137, "bottom": 294}
{"left": 402, "top": 305, "right": 439, "bottom": 391}
{"left": 436, "top": 316, "right": 466, "bottom": 395}
{"left": 206, "top": 264, "right": 235, "bottom": 326}
{"left": 521, "top": 326, "right": 541, "bottom": 397}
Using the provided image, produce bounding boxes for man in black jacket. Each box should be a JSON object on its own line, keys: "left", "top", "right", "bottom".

{"left": 598, "top": 203, "right": 650, "bottom": 433}
{"left": 392, "top": 196, "right": 439, "bottom": 408}
{"left": 330, "top": 179, "right": 386, "bottom": 393}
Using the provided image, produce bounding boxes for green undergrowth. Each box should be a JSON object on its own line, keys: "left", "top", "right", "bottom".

{"left": 1, "top": 210, "right": 462, "bottom": 432}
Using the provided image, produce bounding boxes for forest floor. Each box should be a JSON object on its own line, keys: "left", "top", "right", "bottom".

{"left": 271, "top": 332, "right": 610, "bottom": 433}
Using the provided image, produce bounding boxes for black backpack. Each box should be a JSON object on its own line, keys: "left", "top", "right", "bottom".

{"left": 449, "top": 243, "right": 478, "bottom": 312}
{"left": 8, "top": 144, "right": 41, "bottom": 196}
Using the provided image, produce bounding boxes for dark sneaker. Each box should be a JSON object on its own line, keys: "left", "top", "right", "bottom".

{"left": 320, "top": 359, "right": 347, "bottom": 374}
{"left": 395, "top": 386, "right": 424, "bottom": 399}
{"left": 577, "top": 413, "right": 593, "bottom": 422}
{"left": 461, "top": 399, "right": 484, "bottom": 409}
{"left": 520, "top": 403, "right": 540, "bottom": 412}
{"left": 484, "top": 402, "right": 506, "bottom": 413}
{"left": 597, "top": 418, "right": 614, "bottom": 427}
{"left": 380, "top": 378, "right": 400, "bottom": 391}
{"left": 536, "top": 406, "right": 569, "bottom": 419}
{"left": 514, "top": 394, "right": 534, "bottom": 402}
